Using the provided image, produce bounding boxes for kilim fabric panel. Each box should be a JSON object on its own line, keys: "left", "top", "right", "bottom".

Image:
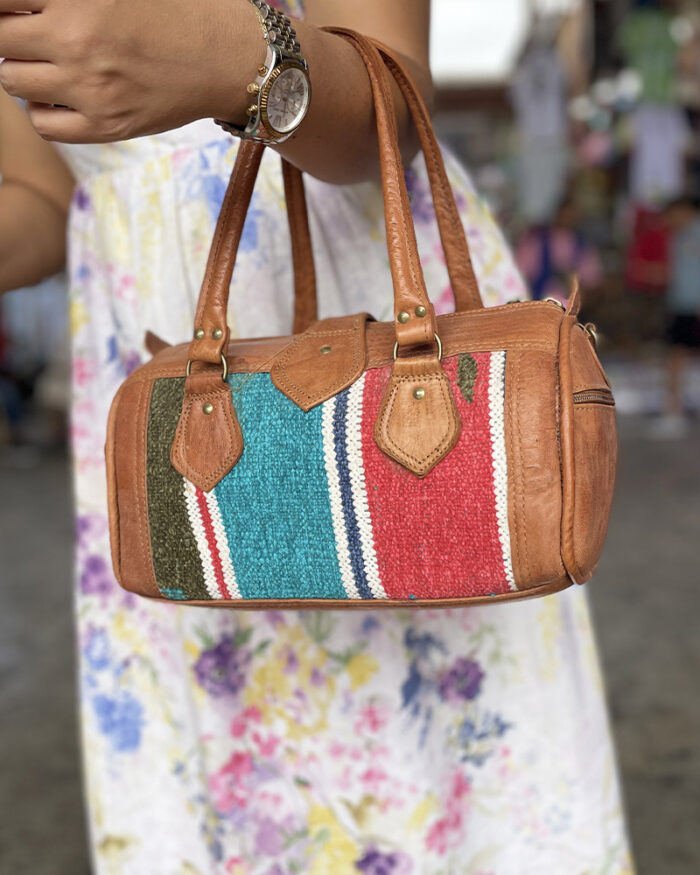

{"left": 145, "top": 352, "right": 515, "bottom": 600}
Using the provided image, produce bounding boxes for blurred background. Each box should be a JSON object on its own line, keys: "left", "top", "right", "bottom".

{"left": 1, "top": 0, "right": 699, "bottom": 872}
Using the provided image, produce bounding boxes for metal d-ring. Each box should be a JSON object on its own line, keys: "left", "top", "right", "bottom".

{"left": 393, "top": 332, "right": 442, "bottom": 362}
{"left": 186, "top": 353, "right": 228, "bottom": 381}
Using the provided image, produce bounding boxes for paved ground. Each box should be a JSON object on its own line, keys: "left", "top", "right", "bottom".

{"left": 0, "top": 413, "right": 699, "bottom": 874}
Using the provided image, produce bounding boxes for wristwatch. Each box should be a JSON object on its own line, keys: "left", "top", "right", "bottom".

{"left": 215, "top": 0, "right": 311, "bottom": 144}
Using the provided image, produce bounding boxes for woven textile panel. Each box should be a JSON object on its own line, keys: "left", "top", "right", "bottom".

{"left": 145, "top": 351, "right": 515, "bottom": 601}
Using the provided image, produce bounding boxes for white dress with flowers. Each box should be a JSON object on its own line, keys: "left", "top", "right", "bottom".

{"left": 57, "top": 4, "right": 633, "bottom": 871}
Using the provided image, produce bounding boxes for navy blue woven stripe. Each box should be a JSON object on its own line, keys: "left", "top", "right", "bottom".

{"left": 332, "top": 390, "right": 374, "bottom": 600}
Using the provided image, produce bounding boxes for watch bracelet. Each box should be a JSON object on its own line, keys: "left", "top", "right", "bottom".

{"left": 249, "top": 0, "right": 302, "bottom": 58}
{"left": 214, "top": 0, "right": 306, "bottom": 140}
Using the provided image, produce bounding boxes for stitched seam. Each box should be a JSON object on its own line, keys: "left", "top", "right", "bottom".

{"left": 136, "top": 381, "right": 158, "bottom": 590}
{"left": 176, "top": 391, "right": 238, "bottom": 485}
{"left": 381, "top": 374, "right": 457, "bottom": 466}
{"left": 275, "top": 326, "right": 363, "bottom": 404}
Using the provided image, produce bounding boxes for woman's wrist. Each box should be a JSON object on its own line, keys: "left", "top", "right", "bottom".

{"left": 206, "top": 0, "right": 269, "bottom": 128}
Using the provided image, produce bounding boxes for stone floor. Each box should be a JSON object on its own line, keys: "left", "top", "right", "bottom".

{"left": 0, "top": 413, "right": 698, "bottom": 874}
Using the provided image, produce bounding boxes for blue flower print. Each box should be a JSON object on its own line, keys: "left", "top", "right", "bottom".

{"left": 84, "top": 627, "right": 110, "bottom": 671}
{"left": 92, "top": 692, "right": 144, "bottom": 753}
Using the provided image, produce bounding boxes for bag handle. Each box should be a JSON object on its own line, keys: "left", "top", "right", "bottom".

{"left": 286, "top": 36, "right": 484, "bottom": 331}
{"left": 187, "top": 27, "right": 466, "bottom": 367}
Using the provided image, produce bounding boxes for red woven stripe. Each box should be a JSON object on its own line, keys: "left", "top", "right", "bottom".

{"left": 361, "top": 354, "right": 510, "bottom": 599}
{"left": 195, "top": 488, "right": 232, "bottom": 599}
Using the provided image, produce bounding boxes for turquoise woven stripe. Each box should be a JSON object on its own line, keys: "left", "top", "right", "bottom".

{"left": 213, "top": 374, "right": 347, "bottom": 600}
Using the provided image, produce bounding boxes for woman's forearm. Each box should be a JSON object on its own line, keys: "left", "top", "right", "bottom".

{"left": 0, "top": 182, "right": 67, "bottom": 294}
{"left": 0, "top": 0, "right": 432, "bottom": 185}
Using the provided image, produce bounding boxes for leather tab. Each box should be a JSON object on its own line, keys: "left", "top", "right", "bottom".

{"left": 565, "top": 274, "right": 582, "bottom": 317}
{"left": 170, "top": 372, "right": 243, "bottom": 492}
{"left": 271, "top": 314, "right": 369, "bottom": 411}
{"left": 374, "top": 354, "right": 462, "bottom": 477}
{"left": 144, "top": 330, "right": 171, "bottom": 357}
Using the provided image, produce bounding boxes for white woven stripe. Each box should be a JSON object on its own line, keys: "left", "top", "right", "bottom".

{"left": 321, "top": 395, "right": 361, "bottom": 599}
{"left": 345, "top": 375, "right": 387, "bottom": 599}
{"left": 488, "top": 351, "right": 517, "bottom": 591}
{"left": 202, "top": 489, "right": 241, "bottom": 599}
{"left": 183, "top": 479, "right": 222, "bottom": 599}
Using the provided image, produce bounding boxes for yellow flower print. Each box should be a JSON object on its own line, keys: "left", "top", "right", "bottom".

{"left": 69, "top": 297, "right": 89, "bottom": 337}
{"left": 306, "top": 804, "right": 359, "bottom": 875}
{"left": 345, "top": 652, "right": 379, "bottom": 690}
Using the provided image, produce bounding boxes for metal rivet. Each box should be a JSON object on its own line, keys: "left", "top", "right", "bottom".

{"left": 212, "top": 328, "right": 224, "bottom": 340}
{"left": 202, "top": 402, "right": 214, "bottom": 415}
{"left": 247, "top": 82, "right": 261, "bottom": 94}
{"left": 258, "top": 64, "right": 268, "bottom": 76}
{"left": 320, "top": 345, "right": 332, "bottom": 355}
{"left": 413, "top": 387, "right": 426, "bottom": 400}
{"left": 247, "top": 104, "right": 259, "bottom": 116}
{"left": 414, "top": 305, "right": 427, "bottom": 318}
{"left": 397, "top": 311, "right": 411, "bottom": 324}
{"left": 194, "top": 328, "right": 205, "bottom": 340}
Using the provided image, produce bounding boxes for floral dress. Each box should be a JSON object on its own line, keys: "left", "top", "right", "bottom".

{"left": 57, "top": 3, "right": 633, "bottom": 872}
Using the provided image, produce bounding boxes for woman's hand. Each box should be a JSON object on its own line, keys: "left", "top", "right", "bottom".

{"left": 0, "top": 0, "right": 264, "bottom": 142}
{"left": 0, "top": 0, "right": 433, "bottom": 185}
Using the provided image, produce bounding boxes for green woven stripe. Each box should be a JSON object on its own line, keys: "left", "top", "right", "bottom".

{"left": 146, "top": 378, "right": 208, "bottom": 599}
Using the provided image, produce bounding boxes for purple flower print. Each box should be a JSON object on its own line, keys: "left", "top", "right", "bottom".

{"left": 356, "top": 847, "right": 413, "bottom": 875}
{"left": 194, "top": 636, "right": 250, "bottom": 698}
{"left": 438, "top": 657, "right": 484, "bottom": 703}
{"left": 80, "top": 554, "right": 115, "bottom": 596}
{"left": 74, "top": 186, "right": 91, "bottom": 211}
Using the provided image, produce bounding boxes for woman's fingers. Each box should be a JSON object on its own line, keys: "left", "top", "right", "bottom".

{"left": 0, "top": 1, "right": 45, "bottom": 12}
{"left": 0, "top": 12, "right": 49, "bottom": 61}
{"left": 25, "top": 102, "right": 111, "bottom": 143}
{"left": 0, "top": 60, "right": 65, "bottom": 103}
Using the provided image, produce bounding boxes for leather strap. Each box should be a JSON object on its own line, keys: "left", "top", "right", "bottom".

{"left": 282, "top": 157, "right": 318, "bottom": 334}
{"left": 323, "top": 27, "right": 439, "bottom": 351}
{"left": 186, "top": 30, "right": 485, "bottom": 368}
{"left": 284, "top": 36, "right": 484, "bottom": 329}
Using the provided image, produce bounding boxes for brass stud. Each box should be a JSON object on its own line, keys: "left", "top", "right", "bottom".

{"left": 247, "top": 104, "right": 259, "bottom": 116}
{"left": 414, "top": 305, "right": 427, "bottom": 318}
{"left": 202, "top": 402, "right": 214, "bottom": 415}
{"left": 212, "top": 328, "right": 224, "bottom": 340}
{"left": 246, "top": 82, "right": 260, "bottom": 94}
{"left": 397, "top": 311, "right": 411, "bottom": 324}
{"left": 258, "top": 64, "right": 268, "bottom": 76}
{"left": 413, "top": 387, "right": 426, "bottom": 400}
{"left": 320, "top": 345, "right": 332, "bottom": 355}
{"left": 194, "top": 328, "right": 205, "bottom": 340}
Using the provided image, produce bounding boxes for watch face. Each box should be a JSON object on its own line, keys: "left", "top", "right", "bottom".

{"left": 266, "top": 66, "right": 310, "bottom": 134}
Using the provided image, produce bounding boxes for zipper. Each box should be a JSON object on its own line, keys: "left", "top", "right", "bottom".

{"left": 573, "top": 388, "right": 615, "bottom": 407}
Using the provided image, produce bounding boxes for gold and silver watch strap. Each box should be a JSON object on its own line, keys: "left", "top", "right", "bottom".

{"left": 215, "top": 0, "right": 308, "bottom": 143}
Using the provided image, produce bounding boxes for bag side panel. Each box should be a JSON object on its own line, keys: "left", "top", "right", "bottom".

{"left": 560, "top": 321, "right": 618, "bottom": 582}
{"left": 505, "top": 348, "right": 567, "bottom": 589}
{"left": 105, "top": 377, "right": 160, "bottom": 597}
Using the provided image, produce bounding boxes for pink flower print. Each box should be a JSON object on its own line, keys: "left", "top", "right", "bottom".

{"left": 230, "top": 705, "right": 262, "bottom": 738}
{"left": 252, "top": 731, "right": 280, "bottom": 758}
{"left": 355, "top": 703, "right": 389, "bottom": 734}
{"left": 210, "top": 751, "right": 254, "bottom": 813}
{"left": 425, "top": 771, "right": 472, "bottom": 855}
{"left": 360, "top": 766, "right": 389, "bottom": 794}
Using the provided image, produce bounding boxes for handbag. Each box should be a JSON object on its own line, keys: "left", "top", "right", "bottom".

{"left": 105, "top": 29, "right": 617, "bottom": 608}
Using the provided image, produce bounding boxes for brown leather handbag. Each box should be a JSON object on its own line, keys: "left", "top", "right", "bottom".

{"left": 105, "top": 30, "right": 617, "bottom": 608}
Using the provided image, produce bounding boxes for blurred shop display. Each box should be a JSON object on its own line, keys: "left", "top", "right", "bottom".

{"left": 0, "top": 276, "right": 69, "bottom": 454}
{"left": 433, "top": 0, "right": 700, "bottom": 400}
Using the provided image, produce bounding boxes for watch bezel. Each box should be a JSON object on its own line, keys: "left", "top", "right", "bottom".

{"left": 260, "top": 60, "right": 311, "bottom": 136}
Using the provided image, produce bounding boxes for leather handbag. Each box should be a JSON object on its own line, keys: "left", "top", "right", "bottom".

{"left": 105, "top": 29, "right": 617, "bottom": 608}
